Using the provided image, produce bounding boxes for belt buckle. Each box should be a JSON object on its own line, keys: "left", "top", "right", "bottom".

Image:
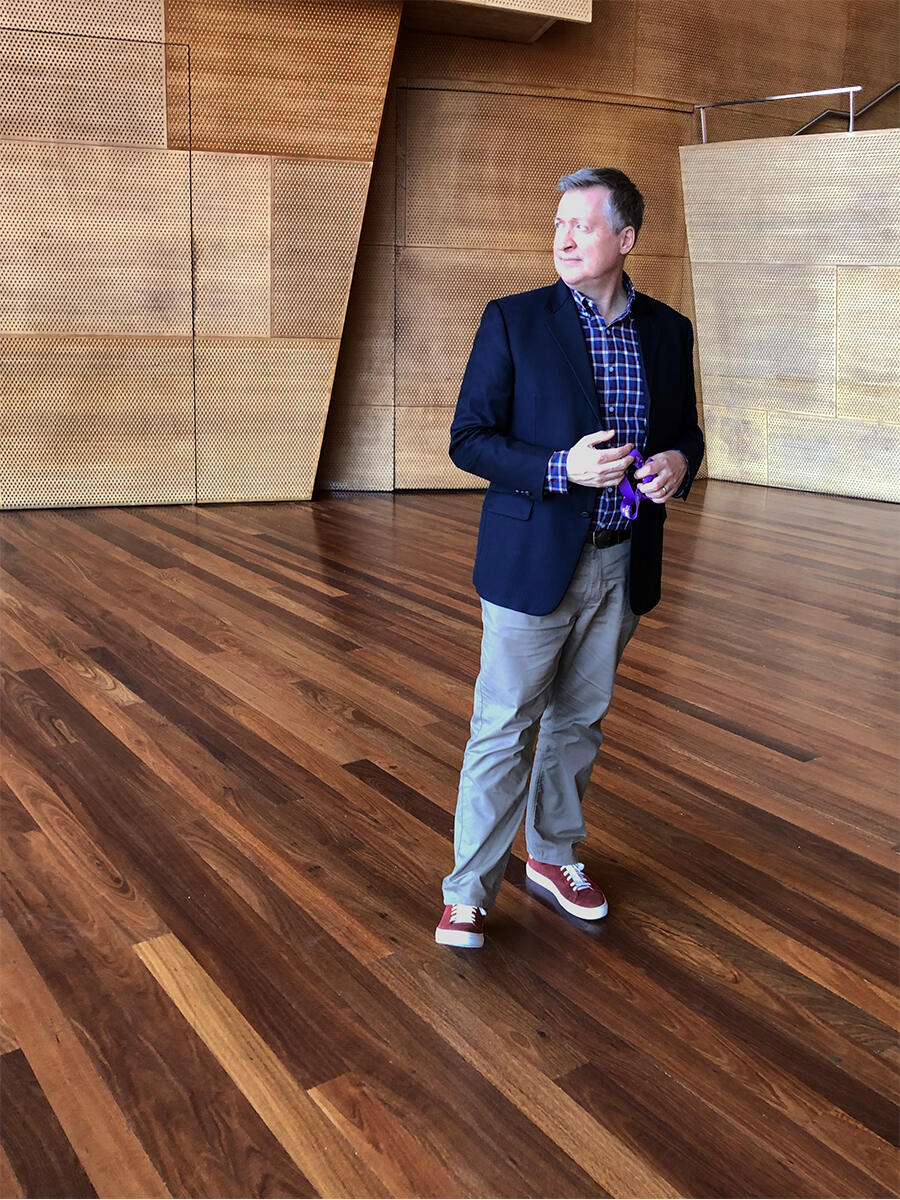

{"left": 591, "top": 529, "right": 616, "bottom": 549}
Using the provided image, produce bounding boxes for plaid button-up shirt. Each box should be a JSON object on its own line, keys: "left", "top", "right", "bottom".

{"left": 545, "top": 273, "right": 648, "bottom": 532}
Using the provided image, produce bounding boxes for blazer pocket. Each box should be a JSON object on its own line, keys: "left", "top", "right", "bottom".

{"left": 482, "top": 491, "right": 534, "bottom": 520}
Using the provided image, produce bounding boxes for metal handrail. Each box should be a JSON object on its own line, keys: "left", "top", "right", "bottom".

{"left": 695, "top": 86, "right": 861, "bottom": 144}
{"left": 793, "top": 81, "right": 900, "bottom": 135}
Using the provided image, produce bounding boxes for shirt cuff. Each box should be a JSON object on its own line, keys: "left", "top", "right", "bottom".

{"left": 544, "top": 450, "right": 569, "bottom": 495}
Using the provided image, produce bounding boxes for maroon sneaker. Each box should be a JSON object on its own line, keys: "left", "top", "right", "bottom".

{"left": 525, "top": 856, "right": 608, "bottom": 919}
{"left": 435, "top": 903, "right": 486, "bottom": 948}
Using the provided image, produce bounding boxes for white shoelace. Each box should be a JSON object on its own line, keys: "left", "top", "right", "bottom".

{"left": 562, "top": 863, "right": 591, "bottom": 891}
{"left": 450, "top": 904, "right": 484, "bottom": 924}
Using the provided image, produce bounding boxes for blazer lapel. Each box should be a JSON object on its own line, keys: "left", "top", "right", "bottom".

{"left": 632, "top": 291, "right": 660, "bottom": 432}
{"left": 545, "top": 279, "right": 601, "bottom": 423}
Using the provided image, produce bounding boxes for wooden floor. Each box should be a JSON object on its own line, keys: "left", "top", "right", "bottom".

{"left": 1, "top": 480, "right": 898, "bottom": 1199}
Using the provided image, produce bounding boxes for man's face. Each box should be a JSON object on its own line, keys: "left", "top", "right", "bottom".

{"left": 553, "top": 186, "right": 635, "bottom": 291}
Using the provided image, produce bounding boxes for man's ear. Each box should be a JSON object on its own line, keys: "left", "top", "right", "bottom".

{"left": 620, "top": 226, "right": 636, "bottom": 255}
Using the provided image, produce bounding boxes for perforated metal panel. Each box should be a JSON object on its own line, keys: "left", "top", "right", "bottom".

{"left": 396, "top": 247, "right": 554, "bottom": 407}
{"left": 195, "top": 338, "right": 339, "bottom": 502}
{"left": 447, "top": 0, "right": 590, "bottom": 18}
{"left": 317, "top": 405, "right": 393, "bottom": 491}
{"left": 271, "top": 158, "right": 372, "bottom": 339}
{"left": 192, "top": 151, "right": 270, "bottom": 337}
{"left": 404, "top": 90, "right": 689, "bottom": 258}
{"left": 0, "top": 27, "right": 170, "bottom": 146}
{"left": 681, "top": 130, "right": 900, "bottom": 267}
{"left": 691, "top": 263, "right": 836, "bottom": 416}
{"left": 0, "top": 1, "right": 164, "bottom": 39}
{"left": 394, "top": 0, "right": 633, "bottom": 97}
{"left": 1, "top": 141, "right": 192, "bottom": 336}
{"left": 164, "top": 0, "right": 401, "bottom": 159}
{"left": 682, "top": 129, "right": 900, "bottom": 503}
{"left": 395, "top": 405, "right": 482, "bottom": 489}
{"left": 836, "top": 266, "right": 900, "bottom": 424}
{"left": 0, "top": 337, "right": 195, "bottom": 508}
{"left": 768, "top": 415, "right": 900, "bottom": 503}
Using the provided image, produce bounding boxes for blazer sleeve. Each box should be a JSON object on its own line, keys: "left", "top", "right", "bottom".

{"left": 449, "top": 300, "right": 558, "bottom": 497}
{"left": 670, "top": 316, "right": 705, "bottom": 502}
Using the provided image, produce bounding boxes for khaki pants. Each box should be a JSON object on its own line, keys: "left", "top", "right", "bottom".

{"left": 443, "top": 538, "right": 639, "bottom": 909}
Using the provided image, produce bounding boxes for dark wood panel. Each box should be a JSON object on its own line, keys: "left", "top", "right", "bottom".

{"left": 0, "top": 480, "right": 897, "bottom": 1197}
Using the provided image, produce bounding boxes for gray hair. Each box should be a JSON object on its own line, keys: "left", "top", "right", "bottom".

{"left": 556, "top": 168, "right": 644, "bottom": 238}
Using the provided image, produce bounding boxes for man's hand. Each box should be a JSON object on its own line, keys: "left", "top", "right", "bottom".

{"left": 634, "top": 450, "right": 688, "bottom": 503}
{"left": 566, "top": 430, "right": 635, "bottom": 488}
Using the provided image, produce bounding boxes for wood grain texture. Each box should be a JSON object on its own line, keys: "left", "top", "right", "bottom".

{"left": 164, "top": 0, "right": 401, "bottom": 159}
{"left": 135, "top": 933, "right": 382, "bottom": 1197}
{"left": 1, "top": 481, "right": 897, "bottom": 1197}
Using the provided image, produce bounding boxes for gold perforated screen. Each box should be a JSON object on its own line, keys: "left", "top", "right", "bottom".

{"left": 681, "top": 129, "right": 900, "bottom": 503}
{"left": 164, "top": 0, "right": 401, "bottom": 159}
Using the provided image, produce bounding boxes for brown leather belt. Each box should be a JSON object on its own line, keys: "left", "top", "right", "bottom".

{"left": 586, "top": 528, "right": 630, "bottom": 549}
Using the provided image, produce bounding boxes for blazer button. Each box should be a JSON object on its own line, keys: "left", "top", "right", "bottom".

{"left": 580, "top": 511, "right": 591, "bottom": 518}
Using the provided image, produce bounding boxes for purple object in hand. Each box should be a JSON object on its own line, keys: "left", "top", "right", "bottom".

{"left": 619, "top": 449, "right": 655, "bottom": 520}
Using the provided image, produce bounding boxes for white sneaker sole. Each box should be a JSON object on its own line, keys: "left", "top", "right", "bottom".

{"left": 435, "top": 927, "right": 484, "bottom": 948}
{"left": 526, "top": 862, "right": 608, "bottom": 920}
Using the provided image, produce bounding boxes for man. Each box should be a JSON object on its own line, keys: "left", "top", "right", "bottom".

{"left": 435, "top": 167, "right": 704, "bottom": 949}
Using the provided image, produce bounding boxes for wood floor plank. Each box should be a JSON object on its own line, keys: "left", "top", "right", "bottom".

{"left": 1, "top": 481, "right": 896, "bottom": 1199}
{"left": 134, "top": 933, "right": 382, "bottom": 1198}
{"left": 0, "top": 919, "right": 171, "bottom": 1199}
{"left": 0, "top": 1048, "right": 96, "bottom": 1199}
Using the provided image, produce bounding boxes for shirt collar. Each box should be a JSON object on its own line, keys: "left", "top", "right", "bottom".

{"left": 569, "top": 272, "right": 635, "bottom": 326}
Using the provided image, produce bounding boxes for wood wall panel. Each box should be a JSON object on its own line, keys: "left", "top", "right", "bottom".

{"left": 0, "top": 28, "right": 169, "bottom": 147}
{"left": 396, "top": 248, "right": 554, "bottom": 407}
{"left": 701, "top": 406, "right": 767, "bottom": 486}
{"left": 195, "top": 339, "right": 339, "bottom": 503}
{"left": 836, "top": 266, "right": 900, "bottom": 424}
{"left": 1, "top": 142, "right": 191, "bottom": 337}
{"left": 682, "top": 128, "right": 900, "bottom": 503}
{"left": 767, "top": 414, "right": 900, "bottom": 503}
{"left": 404, "top": 90, "right": 690, "bottom": 257}
{"left": 681, "top": 130, "right": 900, "bottom": 267}
{"left": 394, "top": 0, "right": 635, "bottom": 95}
{"left": 192, "top": 152, "right": 270, "bottom": 337}
{"left": 394, "top": 406, "right": 483, "bottom": 488}
{"left": 330, "top": 242, "right": 395, "bottom": 409}
{"left": 316, "top": 405, "right": 394, "bottom": 491}
{"left": 691, "top": 264, "right": 837, "bottom": 416}
{"left": 0, "top": 0, "right": 163, "bottom": 39}
{"left": 163, "top": 0, "right": 401, "bottom": 159}
{"left": 271, "top": 159, "right": 372, "bottom": 340}
{"left": 0, "top": 337, "right": 194, "bottom": 509}
{"left": 634, "top": 0, "right": 849, "bottom": 119}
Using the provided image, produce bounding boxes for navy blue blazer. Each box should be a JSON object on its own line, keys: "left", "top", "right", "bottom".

{"left": 449, "top": 278, "right": 705, "bottom": 616}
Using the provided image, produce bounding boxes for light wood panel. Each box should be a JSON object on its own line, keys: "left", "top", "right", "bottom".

{"left": 0, "top": 0, "right": 164, "bottom": 39}
{"left": 396, "top": 247, "right": 554, "bottom": 407}
{"left": 767, "top": 414, "right": 900, "bottom": 503}
{"left": 395, "top": 405, "right": 483, "bottom": 487}
{"left": 700, "top": 406, "right": 767, "bottom": 485}
{"left": 194, "top": 338, "right": 339, "bottom": 503}
{"left": 164, "top": 0, "right": 401, "bottom": 159}
{"left": 0, "top": 27, "right": 170, "bottom": 147}
{"left": 404, "top": 89, "right": 690, "bottom": 257}
{"left": 191, "top": 152, "right": 270, "bottom": 337}
{"left": 0, "top": 337, "right": 194, "bottom": 510}
{"left": 836, "top": 266, "right": 900, "bottom": 424}
{"left": 316, "top": 405, "right": 394, "bottom": 492}
{"left": 680, "top": 130, "right": 900, "bottom": 267}
{"left": 690, "top": 264, "right": 837, "bottom": 416}
{"left": 271, "top": 159, "right": 372, "bottom": 340}
{"left": 0, "top": 142, "right": 191, "bottom": 336}
{"left": 402, "top": 3, "right": 559, "bottom": 44}
{"left": 394, "top": 0, "right": 635, "bottom": 95}
{"left": 682, "top": 128, "right": 900, "bottom": 502}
